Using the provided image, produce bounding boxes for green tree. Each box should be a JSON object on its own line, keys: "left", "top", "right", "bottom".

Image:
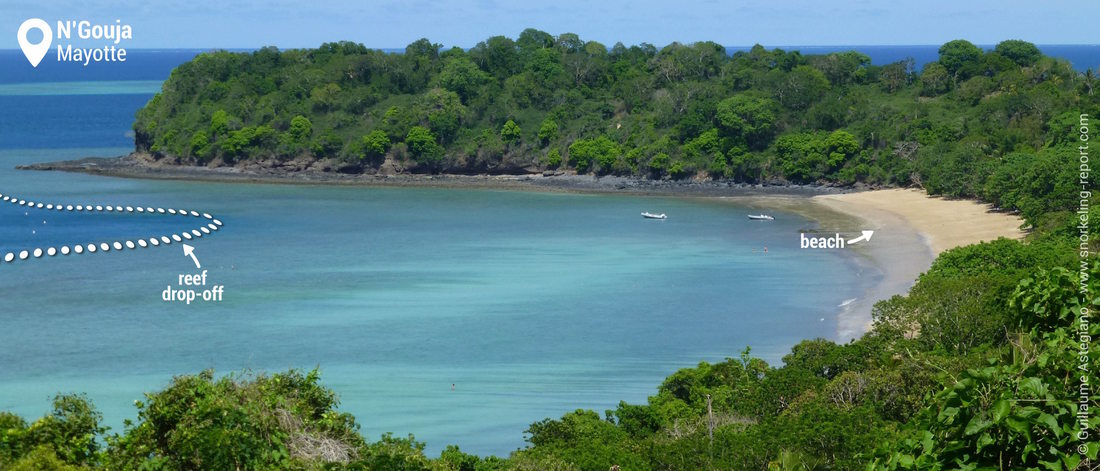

{"left": 537, "top": 119, "right": 559, "bottom": 145}
{"left": 919, "top": 62, "right": 951, "bottom": 96}
{"left": 524, "top": 410, "right": 647, "bottom": 470}
{"left": 823, "top": 129, "right": 859, "bottom": 169}
{"left": 360, "top": 129, "right": 390, "bottom": 161}
{"left": 220, "top": 125, "right": 276, "bottom": 159}
{"left": 287, "top": 115, "right": 313, "bottom": 143}
{"left": 994, "top": 39, "right": 1041, "bottom": 67}
{"left": 310, "top": 130, "right": 343, "bottom": 158}
{"left": 14, "top": 395, "right": 105, "bottom": 468}
{"left": 776, "top": 65, "right": 830, "bottom": 110}
{"left": 568, "top": 136, "right": 621, "bottom": 174}
{"left": 517, "top": 28, "right": 555, "bottom": 52}
{"left": 875, "top": 264, "right": 1100, "bottom": 469}
{"left": 209, "top": 109, "right": 230, "bottom": 139}
{"left": 880, "top": 59, "right": 914, "bottom": 92}
{"left": 435, "top": 56, "right": 489, "bottom": 102}
{"left": 405, "top": 126, "right": 445, "bottom": 167}
{"left": 648, "top": 152, "right": 670, "bottom": 177}
{"left": 544, "top": 148, "right": 562, "bottom": 168}
{"left": 937, "top": 39, "right": 984, "bottom": 80}
{"left": 418, "top": 88, "right": 465, "bottom": 143}
{"left": 501, "top": 119, "right": 522, "bottom": 143}
{"left": 310, "top": 83, "right": 343, "bottom": 111}
{"left": 715, "top": 94, "right": 777, "bottom": 149}
{"left": 783, "top": 338, "right": 858, "bottom": 380}
{"left": 189, "top": 131, "right": 210, "bottom": 159}
{"left": 104, "top": 369, "right": 366, "bottom": 470}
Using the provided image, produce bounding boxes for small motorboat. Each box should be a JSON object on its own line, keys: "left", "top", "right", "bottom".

{"left": 642, "top": 212, "right": 667, "bottom": 219}
{"left": 747, "top": 214, "right": 774, "bottom": 220}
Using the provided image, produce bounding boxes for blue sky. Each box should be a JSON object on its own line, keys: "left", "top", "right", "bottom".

{"left": 3, "top": 0, "right": 1095, "bottom": 49}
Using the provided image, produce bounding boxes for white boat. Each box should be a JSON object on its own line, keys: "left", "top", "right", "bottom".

{"left": 747, "top": 214, "right": 774, "bottom": 220}
{"left": 641, "top": 212, "right": 667, "bottom": 219}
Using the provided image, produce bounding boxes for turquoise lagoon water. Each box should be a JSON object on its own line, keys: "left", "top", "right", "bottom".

{"left": 0, "top": 55, "right": 874, "bottom": 455}
{"left": 0, "top": 146, "right": 871, "bottom": 454}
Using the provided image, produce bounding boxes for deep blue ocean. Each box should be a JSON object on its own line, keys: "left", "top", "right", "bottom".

{"left": 0, "top": 45, "right": 1091, "bottom": 456}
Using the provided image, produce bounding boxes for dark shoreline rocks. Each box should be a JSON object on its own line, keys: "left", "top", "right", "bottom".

{"left": 16, "top": 153, "right": 874, "bottom": 197}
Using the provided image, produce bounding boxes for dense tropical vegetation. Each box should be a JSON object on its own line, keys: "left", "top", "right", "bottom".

{"left": 136, "top": 33, "right": 1097, "bottom": 208}
{"left": 2, "top": 33, "right": 1097, "bottom": 469}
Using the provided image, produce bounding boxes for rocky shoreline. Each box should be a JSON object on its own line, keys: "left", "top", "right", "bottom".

{"left": 16, "top": 153, "right": 872, "bottom": 197}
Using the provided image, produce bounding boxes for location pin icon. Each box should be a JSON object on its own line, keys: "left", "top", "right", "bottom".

{"left": 17, "top": 18, "right": 52, "bottom": 68}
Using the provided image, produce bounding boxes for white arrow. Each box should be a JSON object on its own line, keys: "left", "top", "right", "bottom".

{"left": 182, "top": 243, "right": 201, "bottom": 269}
{"left": 846, "top": 230, "right": 874, "bottom": 245}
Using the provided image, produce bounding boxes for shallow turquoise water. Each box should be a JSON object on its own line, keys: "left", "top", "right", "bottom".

{"left": 0, "top": 73, "right": 872, "bottom": 455}
{"left": 0, "top": 150, "right": 865, "bottom": 454}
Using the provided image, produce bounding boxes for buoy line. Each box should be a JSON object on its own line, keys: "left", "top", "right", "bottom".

{"left": 0, "top": 191, "right": 224, "bottom": 265}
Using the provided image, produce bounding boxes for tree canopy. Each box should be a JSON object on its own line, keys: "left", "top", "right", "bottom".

{"left": 135, "top": 33, "right": 1097, "bottom": 221}
{"left": 4, "top": 33, "right": 1090, "bottom": 470}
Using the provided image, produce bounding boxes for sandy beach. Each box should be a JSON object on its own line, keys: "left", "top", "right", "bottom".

{"left": 813, "top": 189, "right": 1027, "bottom": 256}
{"left": 808, "top": 189, "right": 1026, "bottom": 339}
{"left": 719, "top": 188, "right": 1025, "bottom": 340}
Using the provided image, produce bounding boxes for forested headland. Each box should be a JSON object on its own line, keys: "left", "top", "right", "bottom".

{"left": 1, "top": 32, "right": 1098, "bottom": 469}
{"left": 135, "top": 32, "right": 1097, "bottom": 225}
